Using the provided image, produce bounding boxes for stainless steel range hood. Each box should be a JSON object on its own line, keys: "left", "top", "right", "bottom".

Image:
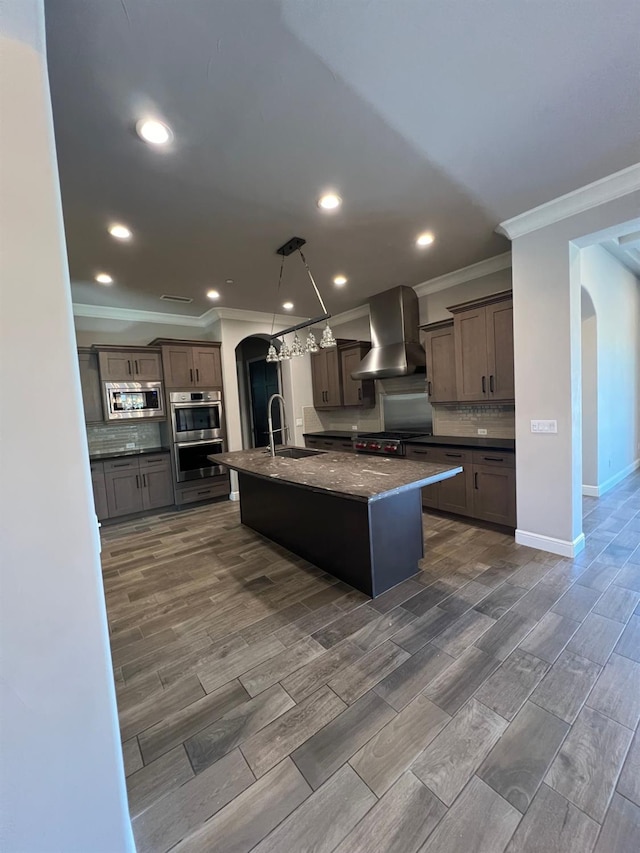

{"left": 351, "top": 285, "right": 426, "bottom": 379}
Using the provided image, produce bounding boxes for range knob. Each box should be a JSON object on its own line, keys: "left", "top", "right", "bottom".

{"left": 355, "top": 442, "right": 366, "bottom": 450}
{"left": 368, "top": 442, "right": 381, "bottom": 450}
{"left": 384, "top": 444, "right": 398, "bottom": 453}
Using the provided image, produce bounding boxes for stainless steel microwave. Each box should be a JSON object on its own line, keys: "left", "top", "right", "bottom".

{"left": 104, "top": 381, "right": 165, "bottom": 420}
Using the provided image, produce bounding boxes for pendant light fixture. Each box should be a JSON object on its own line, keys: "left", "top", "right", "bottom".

{"left": 266, "top": 237, "right": 336, "bottom": 363}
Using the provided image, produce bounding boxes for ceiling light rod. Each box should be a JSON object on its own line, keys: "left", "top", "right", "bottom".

{"left": 269, "top": 236, "right": 331, "bottom": 341}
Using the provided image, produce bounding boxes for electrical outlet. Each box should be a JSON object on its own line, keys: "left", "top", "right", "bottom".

{"left": 126, "top": 442, "right": 136, "bottom": 449}
{"left": 477, "top": 428, "right": 488, "bottom": 435}
{"left": 351, "top": 425, "right": 358, "bottom": 431}
{"left": 530, "top": 420, "right": 558, "bottom": 434}
{"left": 295, "top": 418, "right": 302, "bottom": 427}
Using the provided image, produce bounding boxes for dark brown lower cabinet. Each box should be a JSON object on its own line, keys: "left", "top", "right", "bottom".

{"left": 102, "top": 454, "right": 173, "bottom": 519}
{"left": 305, "top": 436, "right": 355, "bottom": 453}
{"left": 471, "top": 463, "right": 516, "bottom": 527}
{"left": 90, "top": 462, "right": 109, "bottom": 521}
{"left": 405, "top": 443, "right": 516, "bottom": 527}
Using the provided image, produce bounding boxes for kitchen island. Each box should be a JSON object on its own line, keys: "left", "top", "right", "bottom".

{"left": 213, "top": 447, "right": 462, "bottom": 597}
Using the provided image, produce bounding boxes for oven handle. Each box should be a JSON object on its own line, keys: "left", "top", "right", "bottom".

{"left": 175, "top": 439, "right": 225, "bottom": 449}
{"left": 171, "top": 401, "right": 222, "bottom": 409}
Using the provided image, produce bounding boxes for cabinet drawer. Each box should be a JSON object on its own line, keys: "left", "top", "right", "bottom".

{"left": 305, "top": 438, "right": 322, "bottom": 448}
{"left": 335, "top": 440, "right": 355, "bottom": 453}
{"left": 103, "top": 458, "right": 140, "bottom": 473}
{"left": 177, "top": 477, "right": 229, "bottom": 505}
{"left": 429, "top": 448, "right": 472, "bottom": 466}
{"left": 472, "top": 450, "right": 515, "bottom": 468}
{"left": 138, "top": 453, "right": 170, "bottom": 469}
{"left": 404, "top": 445, "right": 441, "bottom": 462}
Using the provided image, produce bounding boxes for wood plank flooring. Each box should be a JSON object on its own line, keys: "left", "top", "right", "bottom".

{"left": 100, "top": 469, "right": 640, "bottom": 852}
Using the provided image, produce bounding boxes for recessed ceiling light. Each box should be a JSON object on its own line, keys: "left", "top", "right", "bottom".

{"left": 333, "top": 274, "right": 348, "bottom": 286}
{"left": 318, "top": 193, "right": 342, "bottom": 211}
{"left": 136, "top": 119, "right": 173, "bottom": 145}
{"left": 207, "top": 289, "right": 220, "bottom": 300}
{"left": 282, "top": 302, "right": 294, "bottom": 311}
{"left": 108, "top": 223, "right": 132, "bottom": 240}
{"left": 416, "top": 232, "right": 435, "bottom": 247}
{"left": 225, "top": 279, "right": 234, "bottom": 285}
{"left": 95, "top": 273, "right": 113, "bottom": 285}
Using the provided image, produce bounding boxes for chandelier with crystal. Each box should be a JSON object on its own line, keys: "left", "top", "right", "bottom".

{"left": 266, "top": 237, "right": 336, "bottom": 363}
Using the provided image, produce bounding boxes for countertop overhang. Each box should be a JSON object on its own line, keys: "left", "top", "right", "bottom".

{"left": 213, "top": 447, "right": 462, "bottom": 503}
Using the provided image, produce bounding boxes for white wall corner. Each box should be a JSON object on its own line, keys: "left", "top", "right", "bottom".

{"left": 515, "top": 529, "right": 586, "bottom": 558}
{"left": 497, "top": 163, "right": 640, "bottom": 240}
{"left": 229, "top": 490, "right": 240, "bottom": 501}
{"left": 413, "top": 252, "right": 512, "bottom": 297}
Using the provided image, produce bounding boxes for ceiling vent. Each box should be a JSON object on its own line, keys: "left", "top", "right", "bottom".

{"left": 160, "top": 294, "right": 193, "bottom": 304}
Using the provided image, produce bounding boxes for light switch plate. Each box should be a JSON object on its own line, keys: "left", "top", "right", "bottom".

{"left": 477, "top": 428, "right": 488, "bottom": 435}
{"left": 295, "top": 418, "right": 302, "bottom": 427}
{"left": 531, "top": 419, "right": 558, "bottom": 434}
{"left": 125, "top": 442, "right": 136, "bottom": 449}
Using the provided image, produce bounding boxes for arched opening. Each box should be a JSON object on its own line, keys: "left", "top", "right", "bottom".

{"left": 581, "top": 287, "right": 598, "bottom": 492}
{"left": 235, "top": 335, "right": 281, "bottom": 449}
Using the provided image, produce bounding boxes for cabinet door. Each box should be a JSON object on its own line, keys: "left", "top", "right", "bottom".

{"left": 105, "top": 469, "right": 144, "bottom": 517}
{"left": 131, "top": 351, "right": 162, "bottom": 381}
{"left": 98, "top": 350, "right": 135, "bottom": 381}
{"left": 324, "top": 348, "right": 342, "bottom": 407}
{"left": 78, "top": 350, "right": 104, "bottom": 423}
{"left": 472, "top": 464, "right": 516, "bottom": 527}
{"left": 90, "top": 464, "right": 109, "bottom": 520}
{"left": 424, "top": 326, "right": 457, "bottom": 403}
{"left": 404, "top": 445, "right": 440, "bottom": 509}
{"left": 454, "top": 307, "right": 489, "bottom": 401}
{"left": 486, "top": 299, "right": 514, "bottom": 401}
{"left": 141, "top": 464, "right": 174, "bottom": 510}
{"left": 310, "top": 351, "right": 329, "bottom": 408}
{"left": 193, "top": 347, "right": 222, "bottom": 388}
{"left": 162, "top": 346, "right": 194, "bottom": 388}
{"left": 341, "top": 346, "right": 374, "bottom": 407}
{"left": 435, "top": 450, "right": 473, "bottom": 517}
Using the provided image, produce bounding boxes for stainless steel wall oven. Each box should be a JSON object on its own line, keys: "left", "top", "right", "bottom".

{"left": 169, "top": 391, "right": 225, "bottom": 482}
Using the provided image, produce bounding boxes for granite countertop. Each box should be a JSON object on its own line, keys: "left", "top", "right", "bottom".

{"left": 405, "top": 435, "right": 515, "bottom": 451}
{"left": 89, "top": 446, "right": 171, "bottom": 462}
{"left": 303, "top": 430, "right": 359, "bottom": 440}
{"left": 214, "top": 447, "right": 462, "bottom": 503}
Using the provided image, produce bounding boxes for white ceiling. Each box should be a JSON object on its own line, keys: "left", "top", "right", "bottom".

{"left": 45, "top": 0, "right": 640, "bottom": 318}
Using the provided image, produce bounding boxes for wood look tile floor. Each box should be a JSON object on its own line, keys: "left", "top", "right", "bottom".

{"left": 100, "top": 471, "right": 640, "bottom": 853}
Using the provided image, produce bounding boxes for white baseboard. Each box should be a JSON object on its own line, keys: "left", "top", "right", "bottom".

{"left": 583, "top": 459, "right": 639, "bottom": 498}
{"left": 229, "top": 490, "right": 240, "bottom": 502}
{"left": 516, "top": 529, "right": 586, "bottom": 558}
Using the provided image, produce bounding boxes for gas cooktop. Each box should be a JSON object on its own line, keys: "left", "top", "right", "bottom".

{"left": 353, "top": 429, "right": 432, "bottom": 456}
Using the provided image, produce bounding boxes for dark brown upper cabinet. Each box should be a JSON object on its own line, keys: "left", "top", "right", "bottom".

{"left": 78, "top": 348, "right": 104, "bottom": 423}
{"left": 421, "top": 320, "right": 457, "bottom": 403}
{"left": 340, "top": 343, "right": 375, "bottom": 408}
{"left": 447, "top": 291, "right": 514, "bottom": 403}
{"left": 150, "top": 340, "right": 223, "bottom": 389}
{"left": 311, "top": 341, "right": 374, "bottom": 409}
{"left": 97, "top": 347, "right": 163, "bottom": 382}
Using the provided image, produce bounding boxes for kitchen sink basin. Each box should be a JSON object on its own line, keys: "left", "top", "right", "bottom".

{"left": 273, "top": 447, "right": 323, "bottom": 459}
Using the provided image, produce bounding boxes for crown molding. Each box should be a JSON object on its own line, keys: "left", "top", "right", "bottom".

{"left": 72, "top": 303, "right": 212, "bottom": 327}
{"left": 413, "top": 252, "right": 512, "bottom": 298}
{"left": 329, "top": 303, "right": 370, "bottom": 326}
{"left": 213, "top": 306, "right": 308, "bottom": 326}
{"left": 497, "top": 163, "right": 640, "bottom": 240}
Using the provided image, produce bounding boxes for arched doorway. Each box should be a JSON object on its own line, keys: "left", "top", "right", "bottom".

{"left": 235, "top": 335, "right": 281, "bottom": 449}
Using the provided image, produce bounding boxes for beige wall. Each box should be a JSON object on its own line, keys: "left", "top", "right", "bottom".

{"left": 418, "top": 267, "right": 512, "bottom": 324}
{"left": 0, "top": 3, "right": 134, "bottom": 848}
{"left": 74, "top": 314, "right": 217, "bottom": 346}
{"left": 511, "top": 191, "right": 640, "bottom": 555}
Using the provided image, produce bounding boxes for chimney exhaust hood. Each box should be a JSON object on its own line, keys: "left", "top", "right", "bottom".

{"left": 351, "top": 285, "right": 426, "bottom": 380}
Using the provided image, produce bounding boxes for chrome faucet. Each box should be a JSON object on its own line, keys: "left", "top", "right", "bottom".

{"left": 267, "top": 393, "right": 289, "bottom": 457}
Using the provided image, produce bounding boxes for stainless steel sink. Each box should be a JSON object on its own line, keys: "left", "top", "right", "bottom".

{"left": 273, "top": 447, "right": 324, "bottom": 459}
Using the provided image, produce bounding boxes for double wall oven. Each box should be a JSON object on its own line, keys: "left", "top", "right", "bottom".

{"left": 169, "top": 390, "right": 225, "bottom": 482}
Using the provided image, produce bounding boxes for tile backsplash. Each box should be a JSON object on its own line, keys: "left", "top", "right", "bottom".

{"left": 302, "top": 404, "right": 383, "bottom": 434}
{"left": 433, "top": 404, "right": 515, "bottom": 438}
{"left": 86, "top": 422, "right": 164, "bottom": 455}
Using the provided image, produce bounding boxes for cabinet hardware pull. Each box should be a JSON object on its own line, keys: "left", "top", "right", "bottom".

{"left": 136, "top": 474, "right": 140, "bottom": 488}
{"left": 143, "top": 474, "right": 147, "bottom": 487}
{"left": 489, "top": 374, "right": 494, "bottom": 393}
{"left": 474, "top": 472, "right": 479, "bottom": 489}
{"left": 113, "top": 462, "right": 129, "bottom": 467}
{"left": 413, "top": 450, "right": 428, "bottom": 455}
{"left": 484, "top": 456, "right": 504, "bottom": 462}
{"left": 190, "top": 368, "right": 194, "bottom": 382}
{"left": 481, "top": 375, "right": 486, "bottom": 393}
{"left": 445, "top": 453, "right": 462, "bottom": 458}
{"left": 135, "top": 359, "right": 139, "bottom": 374}
{"left": 427, "top": 381, "right": 432, "bottom": 396}
{"left": 197, "top": 490, "right": 209, "bottom": 496}
{"left": 357, "top": 387, "right": 361, "bottom": 401}
{"left": 127, "top": 360, "right": 132, "bottom": 375}
{"left": 196, "top": 368, "right": 200, "bottom": 382}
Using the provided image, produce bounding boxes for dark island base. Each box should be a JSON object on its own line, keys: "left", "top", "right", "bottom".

{"left": 237, "top": 472, "right": 424, "bottom": 597}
